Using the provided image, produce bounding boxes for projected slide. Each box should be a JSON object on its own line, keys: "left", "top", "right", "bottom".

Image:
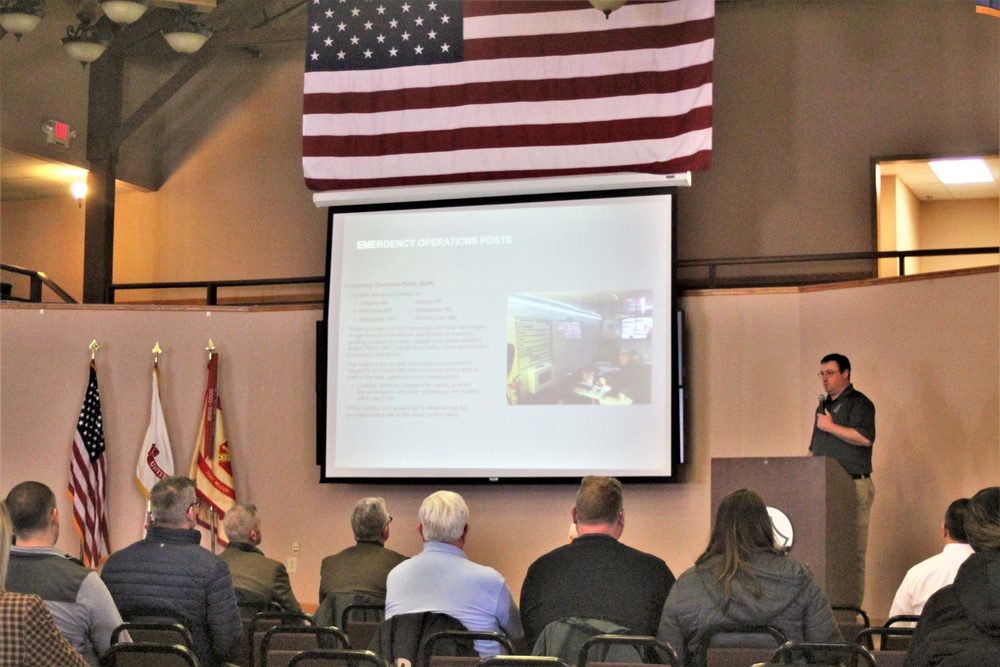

{"left": 324, "top": 192, "right": 676, "bottom": 480}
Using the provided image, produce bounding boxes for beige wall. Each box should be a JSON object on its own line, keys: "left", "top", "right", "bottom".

{"left": 919, "top": 198, "right": 1000, "bottom": 273}
{"left": 2, "top": 270, "right": 997, "bottom": 624}
{"left": 895, "top": 177, "right": 922, "bottom": 275}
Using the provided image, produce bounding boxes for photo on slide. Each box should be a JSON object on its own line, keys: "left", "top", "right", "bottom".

{"left": 506, "top": 290, "right": 653, "bottom": 406}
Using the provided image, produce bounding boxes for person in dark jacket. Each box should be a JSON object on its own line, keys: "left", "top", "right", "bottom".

{"left": 220, "top": 503, "right": 302, "bottom": 614}
{"left": 101, "top": 476, "right": 243, "bottom": 667}
{"left": 657, "top": 489, "right": 841, "bottom": 667}
{"left": 905, "top": 486, "right": 1000, "bottom": 667}
{"left": 520, "top": 476, "right": 675, "bottom": 650}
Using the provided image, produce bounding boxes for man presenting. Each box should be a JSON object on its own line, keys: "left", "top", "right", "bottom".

{"left": 220, "top": 503, "right": 302, "bottom": 614}
{"left": 519, "top": 476, "right": 675, "bottom": 650}
{"left": 4, "top": 481, "right": 124, "bottom": 665}
{"left": 809, "top": 353, "right": 876, "bottom": 607}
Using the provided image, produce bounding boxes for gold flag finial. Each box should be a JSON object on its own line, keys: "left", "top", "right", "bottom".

{"left": 89, "top": 339, "right": 100, "bottom": 361}
{"left": 152, "top": 342, "right": 162, "bottom": 367}
{"left": 206, "top": 339, "right": 216, "bottom": 359}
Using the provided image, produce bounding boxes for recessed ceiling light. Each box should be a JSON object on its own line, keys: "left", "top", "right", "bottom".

{"left": 928, "top": 158, "right": 994, "bottom": 185}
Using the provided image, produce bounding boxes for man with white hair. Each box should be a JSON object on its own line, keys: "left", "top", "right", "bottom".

{"left": 220, "top": 503, "right": 302, "bottom": 613}
{"left": 384, "top": 491, "right": 523, "bottom": 656}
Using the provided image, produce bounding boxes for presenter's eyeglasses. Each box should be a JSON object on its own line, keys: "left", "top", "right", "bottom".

{"left": 818, "top": 370, "right": 843, "bottom": 378}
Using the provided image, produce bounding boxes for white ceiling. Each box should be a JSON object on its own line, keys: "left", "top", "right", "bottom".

{"left": 878, "top": 156, "right": 1000, "bottom": 201}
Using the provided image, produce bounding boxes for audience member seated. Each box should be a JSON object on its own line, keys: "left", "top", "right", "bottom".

{"left": 220, "top": 503, "right": 302, "bottom": 614}
{"left": 888, "top": 497, "right": 973, "bottom": 620}
{"left": 520, "top": 475, "right": 676, "bottom": 649}
{"left": 0, "top": 500, "right": 90, "bottom": 667}
{"left": 657, "top": 488, "right": 841, "bottom": 666}
{"left": 101, "top": 475, "right": 243, "bottom": 667}
{"left": 4, "top": 481, "right": 124, "bottom": 666}
{"left": 905, "top": 486, "right": 1000, "bottom": 667}
{"left": 385, "top": 490, "right": 523, "bottom": 656}
{"left": 318, "top": 497, "right": 407, "bottom": 610}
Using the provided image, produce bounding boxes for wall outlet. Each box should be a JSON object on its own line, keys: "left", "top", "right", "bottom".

{"left": 286, "top": 556, "right": 297, "bottom": 573}
{"left": 291, "top": 541, "right": 300, "bottom": 555}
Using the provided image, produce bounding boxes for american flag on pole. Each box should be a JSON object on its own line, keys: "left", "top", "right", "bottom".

{"left": 188, "top": 352, "right": 236, "bottom": 546}
{"left": 68, "top": 362, "right": 111, "bottom": 568}
{"left": 302, "top": 0, "right": 714, "bottom": 192}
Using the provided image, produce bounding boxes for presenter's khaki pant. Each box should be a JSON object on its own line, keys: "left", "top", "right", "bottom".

{"left": 854, "top": 476, "right": 875, "bottom": 608}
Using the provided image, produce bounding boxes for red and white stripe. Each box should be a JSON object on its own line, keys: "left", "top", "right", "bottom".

{"left": 303, "top": 0, "right": 714, "bottom": 191}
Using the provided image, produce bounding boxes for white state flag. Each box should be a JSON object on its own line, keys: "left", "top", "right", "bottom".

{"left": 135, "top": 367, "right": 174, "bottom": 498}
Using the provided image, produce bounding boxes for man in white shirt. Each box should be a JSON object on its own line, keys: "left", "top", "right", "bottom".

{"left": 888, "top": 498, "right": 974, "bottom": 619}
{"left": 385, "top": 490, "right": 523, "bottom": 656}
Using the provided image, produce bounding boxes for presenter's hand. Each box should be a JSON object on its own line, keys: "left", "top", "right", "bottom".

{"left": 816, "top": 409, "right": 834, "bottom": 432}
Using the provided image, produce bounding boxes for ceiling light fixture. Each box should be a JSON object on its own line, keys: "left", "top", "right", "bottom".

{"left": 62, "top": 15, "right": 110, "bottom": 68}
{"left": 0, "top": 0, "right": 44, "bottom": 40}
{"left": 589, "top": 0, "right": 627, "bottom": 18}
{"left": 99, "top": 0, "right": 149, "bottom": 25}
{"left": 928, "top": 158, "right": 995, "bottom": 185}
{"left": 162, "top": 5, "right": 212, "bottom": 53}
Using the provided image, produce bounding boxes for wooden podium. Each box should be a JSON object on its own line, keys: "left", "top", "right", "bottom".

{"left": 711, "top": 456, "right": 857, "bottom": 605}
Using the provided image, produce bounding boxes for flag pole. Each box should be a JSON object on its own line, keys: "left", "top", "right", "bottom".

{"left": 205, "top": 340, "right": 217, "bottom": 554}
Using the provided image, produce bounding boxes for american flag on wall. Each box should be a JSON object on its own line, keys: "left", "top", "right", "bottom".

{"left": 302, "top": 0, "right": 714, "bottom": 192}
{"left": 68, "top": 362, "right": 112, "bottom": 568}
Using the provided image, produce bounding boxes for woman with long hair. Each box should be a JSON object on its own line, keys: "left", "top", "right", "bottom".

{"left": 657, "top": 489, "right": 841, "bottom": 666}
{"left": 0, "top": 500, "right": 89, "bottom": 666}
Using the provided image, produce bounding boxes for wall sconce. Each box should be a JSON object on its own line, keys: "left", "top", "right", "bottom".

{"left": 62, "top": 15, "right": 110, "bottom": 68}
{"left": 162, "top": 5, "right": 212, "bottom": 53}
{"left": 589, "top": 0, "right": 627, "bottom": 18}
{"left": 71, "top": 180, "right": 88, "bottom": 208}
{"left": 99, "top": 0, "right": 149, "bottom": 25}
{"left": 0, "top": 0, "right": 45, "bottom": 40}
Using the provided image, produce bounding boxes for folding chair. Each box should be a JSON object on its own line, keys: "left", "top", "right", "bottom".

{"left": 880, "top": 614, "right": 920, "bottom": 650}
{"left": 287, "top": 649, "right": 389, "bottom": 667}
{"left": 830, "top": 604, "right": 871, "bottom": 647}
{"left": 250, "top": 611, "right": 318, "bottom": 667}
{"left": 340, "top": 603, "right": 386, "bottom": 653}
{"left": 111, "top": 621, "right": 192, "bottom": 647}
{"left": 578, "top": 634, "right": 678, "bottom": 667}
{"left": 99, "top": 643, "right": 198, "bottom": 667}
{"left": 476, "top": 658, "right": 572, "bottom": 667}
{"left": 695, "top": 624, "right": 786, "bottom": 667}
{"left": 767, "top": 641, "right": 876, "bottom": 667}
{"left": 260, "top": 625, "right": 351, "bottom": 667}
{"left": 419, "top": 630, "right": 514, "bottom": 667}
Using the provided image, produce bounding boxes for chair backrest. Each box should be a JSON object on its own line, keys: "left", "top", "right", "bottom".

{"left": 855, "top": 625, "right": 916, "bottom": 652}
{"left": 695, "top": 624, "right": 786, "bottom": 667}
{"left": 531, "top": 617, "right": 638, "bottom": 665}
{"left": 120, "top": 606, "right": 191, "bottom": 628}
{"left": 242, "top": 601, "right": 285, "bottom": 620}
{"left": 881, "top": 614, "right": 919, "bottom": 650}
{"left": 340, "top": 603, "right": 387, "bottom": 653}
{"left": 287, "top": 649, "right": 389, "bottom": 667}
{"left": 251, "top": 612, "right": 319, "bottom": 667}
{"left": 829, "top": 604, "right": 871, "bottom": 647}
{"left": 868, "top": 650, "right": 908, "bottom": 667}
{"left": 768, "top": 641, "right": 876, "bottom": 667}
{"left": 261, "top": 625, "right": 352, "bottom": 667}
{"left": 99, "top": 643, "right": 198, "bottom": 667}
{"left": 476, "top": 657, "right": 572, "bottom": 667}
{"left": 419, "top": 630, "right": 514, "bottom": 667}
{"left": 111, "top": 621, "right": 193, "bottom": 647}
{"left": 369, "top": 612, "right": 474, "bottom": 667}
{"left": 578, "top": 634, "right": 678, "bottom": 667}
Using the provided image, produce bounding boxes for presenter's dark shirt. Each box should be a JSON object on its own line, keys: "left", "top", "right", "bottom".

{"left": 519, "top": 533, "right": 675, "bottom": 649}
{"left": 809, "top": 384, "right": 876, "bottom": 476}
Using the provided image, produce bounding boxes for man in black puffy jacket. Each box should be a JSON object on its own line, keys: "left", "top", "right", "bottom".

{"left": 101, "top": 476, "right": 243, "bottom": 667}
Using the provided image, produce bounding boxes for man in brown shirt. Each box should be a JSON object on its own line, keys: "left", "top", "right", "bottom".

{"left": 319, "top": 497, "right": 407, "bottom": 605}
